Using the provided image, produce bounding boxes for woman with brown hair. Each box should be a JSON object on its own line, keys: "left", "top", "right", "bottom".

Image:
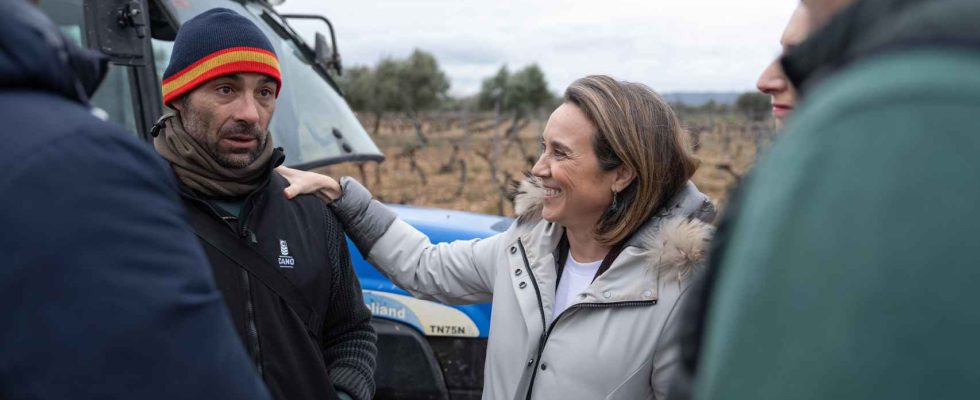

{"left": 281, "top": 75, "right": 715, "bottom": 399}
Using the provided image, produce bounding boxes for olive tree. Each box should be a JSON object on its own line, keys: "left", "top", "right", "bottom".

{"left": 340, "top": 49, "right": 450, "bottom": 143}
{"left": 340, "top": 65, "right": 393, "bottom": 136}
{"left": 383, "top": 49, "right": 450, "bottom": 145}
{"left": 478, "top": 64, "right": 553, "bottom": 157}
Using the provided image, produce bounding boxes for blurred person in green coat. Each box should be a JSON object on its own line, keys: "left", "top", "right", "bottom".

{"left": 692, "top": 0, "right": 980, "bottom": 398}
{"left": 664, "top": 5, "right": 814, "bottom": 398}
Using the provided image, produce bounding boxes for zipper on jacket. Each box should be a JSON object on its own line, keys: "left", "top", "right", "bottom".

{"left": 233, "top": 166, "right": 281, "bottom": 243}
{"left": 517, "top": 239, "right": 656, "bottom": 400}
{"left": 182, "top": 195, "right": 265, "bottom": 375}
{"left": 241, "top": 267, "right": 264, "bottom": 376}
{"left": 236, "top": 187, "right": 265, "bottom": 244}
{"left": 516, "top": 239, "right": 548, "bottom": 400}
{"left": 233, "top": 201, "right": 263, "bottom": 376}
{"left": 517, "top": 239, "right": 549, "bottom": 362}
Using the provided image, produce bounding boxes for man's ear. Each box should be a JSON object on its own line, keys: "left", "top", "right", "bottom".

{"left": 170, "top": 95, "right": 187, "bottom": 113}
{"left": 612, "top": 164, "right": 636, "bottom": 193}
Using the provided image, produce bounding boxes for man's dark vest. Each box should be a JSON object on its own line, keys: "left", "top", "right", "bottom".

{"left": 179, "top": 171, "right": 343, "bottom": 400}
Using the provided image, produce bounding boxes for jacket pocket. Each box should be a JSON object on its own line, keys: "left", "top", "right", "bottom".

{"left": 605, "top": 359, "right": 654, "bottom": 400}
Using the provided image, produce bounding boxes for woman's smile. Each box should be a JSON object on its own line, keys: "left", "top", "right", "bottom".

{"left": 543, "top": 185, "right": 563, "bottom": 200}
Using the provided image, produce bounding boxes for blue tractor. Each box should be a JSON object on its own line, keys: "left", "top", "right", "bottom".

{"left": 39, "top": 0, "right": 505, "bottom": 398}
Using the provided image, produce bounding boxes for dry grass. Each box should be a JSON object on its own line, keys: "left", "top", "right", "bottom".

{"left": 317, "top": 112, "right": 773, "bottom": 219}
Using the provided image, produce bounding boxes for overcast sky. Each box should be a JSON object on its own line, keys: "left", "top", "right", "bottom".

{"left": 276, "top": 0, "right": 798, "bottom": 96}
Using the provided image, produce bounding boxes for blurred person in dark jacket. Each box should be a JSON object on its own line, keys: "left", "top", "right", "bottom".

{"left": 0, "top": 1, "right": 271, "bottom": 399}
{"left": 151, "top": 8, "right": 376, "bottom": 400}
{"left": 679, "top": 0, "right": 980, "bottom": 399}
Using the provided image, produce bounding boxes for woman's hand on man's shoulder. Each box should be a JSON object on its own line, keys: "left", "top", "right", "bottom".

{"left": 277, "top": 166, "right": 342, "bottom": 203}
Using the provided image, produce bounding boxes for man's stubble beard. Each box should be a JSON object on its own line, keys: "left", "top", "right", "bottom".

{"left": 180, "top": 103, "right": 268, "bottom": 169}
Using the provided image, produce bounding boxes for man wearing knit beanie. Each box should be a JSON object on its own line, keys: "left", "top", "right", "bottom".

{"left": 152, "top": 8, "right": 376, "bottom": 400}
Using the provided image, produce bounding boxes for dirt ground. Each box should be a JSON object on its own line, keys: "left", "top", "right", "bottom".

{"left": 316, "top": 112, "right": 774, "bottom": 220}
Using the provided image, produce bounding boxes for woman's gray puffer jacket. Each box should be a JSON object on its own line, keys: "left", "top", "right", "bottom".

{"left": 331, "top": 176, "right": 715, "bottom": 400}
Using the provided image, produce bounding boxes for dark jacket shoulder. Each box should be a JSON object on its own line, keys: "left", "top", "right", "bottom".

{"left": 0, "top": 3, "right": 271, "bottom": 398}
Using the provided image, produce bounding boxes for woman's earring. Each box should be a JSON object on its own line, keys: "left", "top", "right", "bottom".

{"left": 610, "top": 189, "right": 620, "bottom": 212}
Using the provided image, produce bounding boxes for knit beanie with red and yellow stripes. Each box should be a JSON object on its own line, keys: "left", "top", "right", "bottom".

{"left": 161, "top": 8, "right": 281, "bottom": 106}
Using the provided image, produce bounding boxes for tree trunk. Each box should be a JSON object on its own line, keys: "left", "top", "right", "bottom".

{"left": 373, "top": 161, "right": 383, "bottom": 189}
{"left": 492, "top": 101, "right": 504, "bottom": 215}
{"left": 357, "top": 163, "right": 369, "bottom": 190}
{"left": 408, "top": 148, "right": 428, "bottom": 185}
{"left": 502, "top": 111, "right": 529, "bottom": 160}
{"left": 454, "top": 159, "right": 467, "bottom": 198}
{"left": 439, "top": 143, "right": 461, "bottom": 174}
{"left": 372, "top": 111, "right": 383, "bottom": 136}
{"left": 408, "top": 110, "right": 428, "bottom": 145}
{"left": 461, "top": 108, "right": 471, "bottom": 151}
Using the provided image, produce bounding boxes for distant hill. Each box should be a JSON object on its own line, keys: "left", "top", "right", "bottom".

{"left": 662, "top": 91, "right": 742, "bottom": 106}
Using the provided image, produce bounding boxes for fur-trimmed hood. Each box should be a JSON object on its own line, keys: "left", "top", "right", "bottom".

{"left": 512, "top": 176, "right": 717, "bottom": 282}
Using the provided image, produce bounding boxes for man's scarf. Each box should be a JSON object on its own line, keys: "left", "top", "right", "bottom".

{"left": 153, "top": 113, "right": 276, "bottom": 198}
